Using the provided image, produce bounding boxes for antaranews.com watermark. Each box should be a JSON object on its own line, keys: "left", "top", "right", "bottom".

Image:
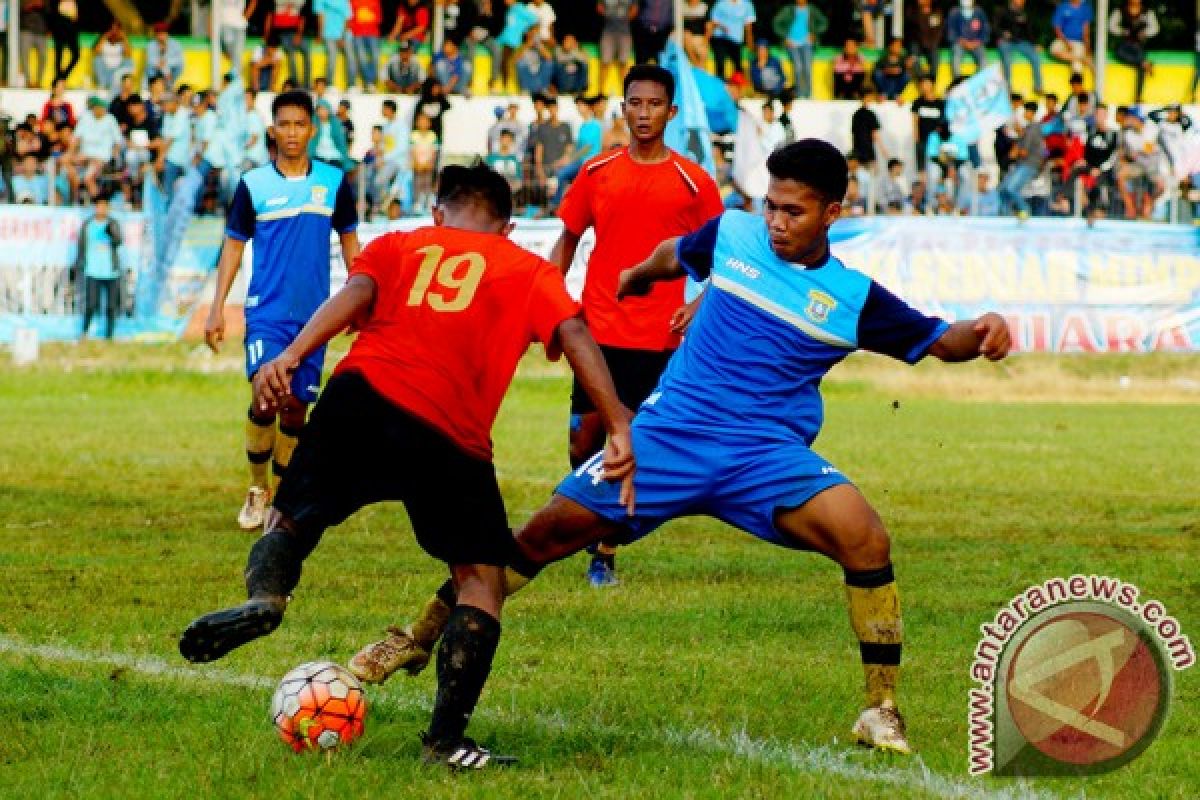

{"left": 968, "top": 574, "right": 1194, "bottom": 777}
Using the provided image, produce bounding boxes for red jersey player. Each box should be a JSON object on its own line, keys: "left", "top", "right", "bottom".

{"left": 179, "top": 163, "right": 634, "bottom": 769}
{"left": 553, "top": 64, "right": 723, "bottom": 585}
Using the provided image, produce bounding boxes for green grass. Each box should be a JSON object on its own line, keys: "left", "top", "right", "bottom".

{"left": 0, "top": 343, "right": 1197, "bottom": 799}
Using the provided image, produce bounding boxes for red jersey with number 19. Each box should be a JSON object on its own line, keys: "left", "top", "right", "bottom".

{"left": 335, "top": 227, "right": 580, "bottom": 461}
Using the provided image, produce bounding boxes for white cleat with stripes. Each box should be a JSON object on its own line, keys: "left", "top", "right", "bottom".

{"left": 421, "top": 735, "right": 517, "bottom": 770}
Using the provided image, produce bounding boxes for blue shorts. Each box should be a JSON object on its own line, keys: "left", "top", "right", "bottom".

{"left": 556, "top": 421, "right": 850, "bottom": 548}
{"left": 244, "top": 320, "right": 326, "bottom": 405}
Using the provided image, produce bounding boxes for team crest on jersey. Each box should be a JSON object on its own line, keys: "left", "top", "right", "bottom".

{"left": 805, "top": 290, "right": 836, "bottom": 324}
{"left": 310, "top": 185, "right": 328, "bottom": 206}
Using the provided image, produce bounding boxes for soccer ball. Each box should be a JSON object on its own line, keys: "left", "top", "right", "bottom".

{"left": 270, "top": 661, "right": 367, "bottom": 752}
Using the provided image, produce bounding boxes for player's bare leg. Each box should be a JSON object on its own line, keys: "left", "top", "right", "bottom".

{"left": 179, "top": 514, "right": 319, "bottom": 663}
{"left": 773, "top": 484, "right": 911, "bottom": 754}
{"left": 350, "top": 495, "right": 620, "bottom": 683}
{"left": 569, "top": 412, "right": 620, "bottom": 587}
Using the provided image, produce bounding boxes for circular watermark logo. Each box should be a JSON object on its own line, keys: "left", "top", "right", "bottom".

{"left": 967, "top": 577, "right": 1192, "bottom": 777}
{"left": 1002, "top": 605, "right": 1170, "bottom": 774}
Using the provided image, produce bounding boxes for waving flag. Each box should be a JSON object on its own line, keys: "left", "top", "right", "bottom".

{"left": 661, "top": 39, "right": 716, "bottom": 175}
{"left": 945, "top": 64, "right": 1011, "bottom": 144}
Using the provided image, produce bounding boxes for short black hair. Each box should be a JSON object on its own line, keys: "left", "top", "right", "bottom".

{"left": 765, "top": 139, "right": 848, "bottom": 204}
{"left": 383, "top": 98, "right": 398, "bottom": 112}
{"left": 1023, "top": 100, "right": 1039, "bottom": 113}
{"left": 623, "top": 64, "right": 675, "bottom": 103}
{"left": 437, "top": 160, "right": 513, "bottom": 222}
{"left": 272, "top": 89, "right": 314, "bottom": 120}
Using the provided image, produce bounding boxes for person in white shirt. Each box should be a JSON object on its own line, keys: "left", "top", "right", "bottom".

{"left": 69, "top": 96, "right": 122, "bottom": 201}
{"left": 529, "top": 0, "right": 556, "bottom": 43}
{"left": 220, "top": 0, "right": 257, "bottom": 81}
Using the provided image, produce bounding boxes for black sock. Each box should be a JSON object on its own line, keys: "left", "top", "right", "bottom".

{"left": 244, "top": 526, "right": 321, "bottom": 599}
{"left": 435, "top": 578, "right": 457, "bottom": 608}
{"left": 427, "top": 605, "right": 501, "bottom": 746}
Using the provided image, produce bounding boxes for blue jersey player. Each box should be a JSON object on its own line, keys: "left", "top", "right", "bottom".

{"left": 349, "top": 139, "right": 1011, "bottom": 755}
{"left": 204, "top": 90, "right": 360, "bottom": 531}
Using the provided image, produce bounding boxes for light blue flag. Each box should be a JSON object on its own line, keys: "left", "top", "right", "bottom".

{"left": 945, "top": 64, "right": 1011, "bottom": 144}
{"left": 661, "top": 39, "right": 715, "bottom": 175}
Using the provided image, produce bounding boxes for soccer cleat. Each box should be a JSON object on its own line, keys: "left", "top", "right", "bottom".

{"left": 347, "top": 626, "right": 432, "bottom": 683}
{"left": 421, "top": 734, "right": 517, "bottom": 770}
{"left": 852, "top": 705, "right": 913, "bottom": 755}
{"left": 237, "top": 486, "right": 271, "bottom": 531}
{"left": 586, "top": 558, "right": 619, "bottom": 588}
{"left": 178, "top": 596, "right": 286, "bottom": 663}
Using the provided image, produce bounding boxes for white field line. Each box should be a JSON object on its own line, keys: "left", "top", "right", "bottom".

{"left": 0, "top": 635, "right": 1059, "bottom": 800}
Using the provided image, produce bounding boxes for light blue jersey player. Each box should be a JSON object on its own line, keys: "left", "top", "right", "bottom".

{"left": 363, "top": 140, "right": 1012, "bottom": 757}
{"left": 205, "top": 90, "right": 360, "bottom": 531}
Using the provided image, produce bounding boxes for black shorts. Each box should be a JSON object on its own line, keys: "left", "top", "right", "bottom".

{"left": 273, "top": 371, "right": 514, "bottom": 567}
{"left": 569, "top": 344, "right": 674, "bottom": 415}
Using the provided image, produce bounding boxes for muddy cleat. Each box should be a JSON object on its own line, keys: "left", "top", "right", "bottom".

{"left": 421, "top": 734, "right": 517, "bottom": 770}
{"left": 852, "top": 705, "right": 912, "bottom": 755}
{"left": 237, "top": 486, "right": 271, "bottom": 531}
{"left": 179, "top": 596, "right": 286, "bottom": 663}
{"left": 348, "top": 626, "right": 432, "bottom": 683}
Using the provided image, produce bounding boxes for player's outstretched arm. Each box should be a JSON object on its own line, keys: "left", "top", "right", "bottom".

{"left": 616, "top": 236, "right": 684, "bottom": 299}
{"left": 556, "top": 316, "right": 637, "bottom": 513}
{"left": 928, "top": 312, "right": 1012, "bottom": 363}
{"left": 205, "top": 237, "right": 247, "bottom": 353}
{"left": 252, "top": 275, "right": 378, "bottom": 412}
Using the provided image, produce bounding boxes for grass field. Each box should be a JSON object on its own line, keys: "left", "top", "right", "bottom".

{"left": 1, "top": 342, "right": 1196, "bottom": 799}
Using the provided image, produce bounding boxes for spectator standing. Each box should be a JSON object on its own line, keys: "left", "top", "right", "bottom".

{"left": 998, "top": 100, "right": 1044, "bottom": 216}
{"left": 946, "top": 0, "right": 989, "bottom": 79}
{"left": 219, "top": 0, "right": 256, "bottom": 79}
{"left": 390, "top": 0, "right": 432, "bottom": 48}
{"left": 267, "top": 0, "right": 311, "bottom": 88}
{"left": 1109, "top": 0, "right": 1158, "bottom": 104}
{"left": 1050, "top": 0, "right": 1094, "bottom": 75}
{"left": 708, "top": 0, "right": 756, "bottom": 81}
{"left": 550, "top": 95, "right": 603, "bottom": 206}
{"left": 905, "top": 0, "right": 945, "bottom": 81}
{"left": 554, "top": 34, "right": 590, "bottom": 96}
{"left": 349, "top": 0, "right": 382, "bottom": 90}
{"left": 336, "top": 98, "right": 356, "bottom": 148}
{"left": 774, "top": 0, "right": 827, "bottom": 100}
{"left": 850, "top": 89, "right": 885, "bottom": 168}
{"left": 873, "top": 37, "right": 911, "bottom": 101}
{"left": 911, "top": 76, "right": 944, "bottom": 170}
{"left": 465, "top": 0, "right": 504, "bottom": 89}
{"left": 877, "top": 158, "right": 907, "bottom": 211}
{"left": 496, "top": 0, "right": 540, "bottom": 90}
{"left": 631, "top": 0, "right": 674, "bottom": 64}
{"left": 46, "top": 0, "right": 79, "bottom": 84}
{"left": 311, "top": 100, "right": 354, "bottom": 171}
{"left": 681, "top": 0, "right": 710, "bottom": 66}
{"left": 1083, "top": 103, "right": 1119, "bottom": 215}
{"left": 750, "top": 40, "right": 786, "bottom": 99}
{"left": 434, "top": 39, "right": 471, "bottom": 94}
{"left": 832, "top": 38, "right": 866, "bottom": 100}
{"left": 12, "top": 154, "right": 51, "bottom": 204}
{"left": 598, "top": 0, "right": 636, "bottom": 89}
{"left": 1118, "top": 107, "right": 1164, "bottom": 219}
{"left": 385, "top": 41, "right": 425, "bottom": 92}
{"left": 315, "top": 0, "right": 357, "bottom": 88}
{"left": 123, "top": 95, "right": 161, "bottom": 205}
{"left": 41, "top": 78, "right": 75, "bottom": 129}
{"left": 994, "top": 0, "right": 1043, "bottom": 95}
{"left": 959, "top": 169, "right": 1001, "bottom": 215}
{"left": 161, "top": 89, "right": 193, "bottom": 197}
{"left": 92, "top": 20, "right": 134, "bottom": 94}
{"left": 108, "top": 74, "right": 137, "bottom": 132}
{"left": 759, "top": 99, "right": 786, "bottom": 152}
{"left": 529, "top": 0, "right": 556, "bottom": 43}
{"left": 251, "top": 40, "right": 285, "bottom": 90}
{"left": 532, "top": 95, "right": 572, "bottom": 211}
{"left": 19, "top": 0, "right": 51, "bottom": 88}
{"left": 858, "top": 0, "right": 882, "bottom": 48}
{"left": 240, "top": 89, "right": 271, "bottom": 169}
{"left": 378, "top": 98, "right": 412, "bottom": 211}
{"left": 146, "top": 23, "right": 185, "bottom": 89}
{"left": 75, "top": 195, "right": 122, "bottom": 340}
{"left": 408, "top": 112, "right": 438, "bottom": 207}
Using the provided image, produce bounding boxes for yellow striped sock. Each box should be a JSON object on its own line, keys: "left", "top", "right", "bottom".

{"left": 845, "top": 564, "right": 903, "bottom": 709}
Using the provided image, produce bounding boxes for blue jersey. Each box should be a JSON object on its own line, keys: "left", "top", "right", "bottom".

{"left": 640, "top": 210, "right": 948, "bottom": 445}
{"left": 226, "top": 160, "right": 358, "bottom": 324}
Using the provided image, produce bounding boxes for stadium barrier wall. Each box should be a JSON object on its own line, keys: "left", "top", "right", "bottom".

{"left": 3, "top": 208, "right": 1197, "bottom": 353}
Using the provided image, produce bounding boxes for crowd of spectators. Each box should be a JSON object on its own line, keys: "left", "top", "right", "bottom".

{"left": 0, "top": 1, "right": 1196, "bottom": 224}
